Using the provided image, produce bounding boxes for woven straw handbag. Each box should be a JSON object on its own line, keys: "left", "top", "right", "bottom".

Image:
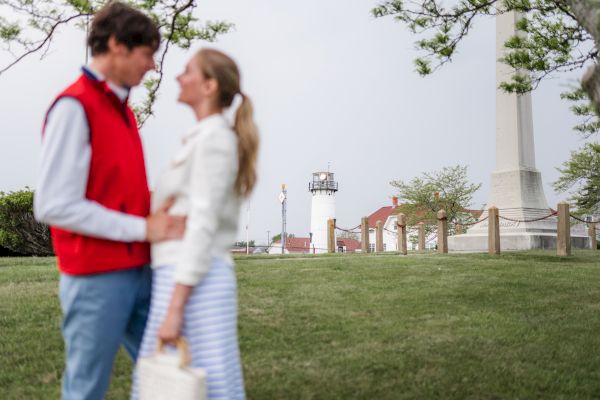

{"left": 138, "top": 337, "right": 207, "bottom": 400}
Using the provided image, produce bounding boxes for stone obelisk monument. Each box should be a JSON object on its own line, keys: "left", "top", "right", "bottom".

{"left": 449, "top": 11, "right": 588, "bottom": 250}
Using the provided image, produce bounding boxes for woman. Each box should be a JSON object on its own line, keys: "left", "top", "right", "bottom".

{"left": 133, "top": 48, "right": 258, "bottom": 400}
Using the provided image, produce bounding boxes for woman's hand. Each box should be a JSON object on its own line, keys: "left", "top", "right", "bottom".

{"left": 158, "top": 309, "right": 184, "bottom": 344}
{"left": 157, "top": 283, "right": 194, "bottom": 344}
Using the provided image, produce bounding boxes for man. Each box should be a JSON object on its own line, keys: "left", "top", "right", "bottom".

{"left": 34, "top": 3, "right": 183, "bottom": 399}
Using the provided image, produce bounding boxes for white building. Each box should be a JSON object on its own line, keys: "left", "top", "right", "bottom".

{"left": 269, "top": 237, "right": 312, "bottom": 254}
{"left": 309, "top": 171, "right": 338, "bottom": 254}
{"left": 364, "top": 198, "right": 436, "bottom": 252}
{"left": 364, "top": 198, "right": 483, "bottom": 251}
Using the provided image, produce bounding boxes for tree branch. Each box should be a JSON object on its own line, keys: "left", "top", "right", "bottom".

{"left": 136, "top": 0, "right": 194, "bottom": 126}
{"left": 0, "top": 13, "right": 87, "bottom": 75}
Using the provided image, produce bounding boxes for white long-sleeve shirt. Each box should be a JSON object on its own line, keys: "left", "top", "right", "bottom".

{"left": 34, "top": 67, "right": 147, "bottom": 242}
{"left": 151, "top": 114, "right": 241, "bottom": 286}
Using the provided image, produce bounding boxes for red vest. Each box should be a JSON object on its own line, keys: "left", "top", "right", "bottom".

{"left": 45, "top": 73, "right": 150, "bottom": 275}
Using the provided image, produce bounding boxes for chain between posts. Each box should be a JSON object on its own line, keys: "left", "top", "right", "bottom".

{"left": 321, "top": 208, "right": 598, "bottom": 254}
{"left": 337, "top": 211, "right": 565, "bottom": 234}
{"left": 569, "top": 214, "right": 600, "bottom": 224}
{"left": 497, "top": 211, "right": 557, "bottom": 223}
{"left": 338, "top": 209, "right": 584, "bottom": 234}
{"left": 388, "top": 225, "right": 436, "bottom": 246}
{"left": 451, "top": 216, "right": 488, "bottom": 226}
{"left": 334, "top": 223, "right": 361, "bottom": 234}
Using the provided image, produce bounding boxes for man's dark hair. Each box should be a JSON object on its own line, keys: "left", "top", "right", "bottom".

{"left": 88, "top": 1, "right": 160, "bottom": 56}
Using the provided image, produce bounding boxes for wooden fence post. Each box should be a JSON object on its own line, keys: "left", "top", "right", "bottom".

{"left": 557, "top": 202, "right": 571, "bottom": 256}
{"left": 589, "top": 223, "right": 597, "bottom": 251}
{"left": 437, "top": 210, "right": 448, "bottom": 254}
{"left": 327, "top": 219, "right": 335, "bottom": 253}
{"left": 488, "top": 206, "right": 500, "bottom": 255}
{"left": 397, "top": 213, "right": 407, "bottom": 255}
{"left": 376, "top": 220, "right": 384, "bottom": 253}
{"left": 418, "top": 222, "right": 426, "bottom": 252}
{"left": 361, "top": 217, "right": 370, "bottom": 253}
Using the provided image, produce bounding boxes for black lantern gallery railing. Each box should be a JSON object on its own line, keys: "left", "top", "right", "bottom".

{"left": 309, "top": 181, "right": 338, "bottom": 191}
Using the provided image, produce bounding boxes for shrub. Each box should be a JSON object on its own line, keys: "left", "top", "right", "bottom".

{"left": 0, "top": 189, "right": 53, "bottom": 256}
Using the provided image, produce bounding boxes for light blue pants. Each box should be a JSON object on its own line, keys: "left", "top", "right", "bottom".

{"left": 59, "top": 265, "right": 152, "bottom": 400}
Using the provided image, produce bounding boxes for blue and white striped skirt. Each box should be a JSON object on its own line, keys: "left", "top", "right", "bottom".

{"left": 131, "top": 258, "right": 245, "bottom": 400}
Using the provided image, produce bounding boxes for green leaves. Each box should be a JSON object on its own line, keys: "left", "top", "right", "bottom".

{"left": 132, "top": 76, "right": 159, "bottom": 124}
{"left": 371, "top": 0, "right": 404, "bottom": 18}
{"left": 414, "top": 57, "right": 432, "bottom": 75}
{"left": 554, "top": 143, "right": 600, "bottom": 216}
{"left": 372, "top": 0, "right": 496, "bottom": 75}
{"left": 65, "top": 0, "right": 94, "bottom": 13}
{"left": 0, "top": 189, "right": 53, "bottom": 256}
{"left": 0, "top": 20, "right": 21, "bottom": 41}
{"left": 560, "top": 85, "right": 600, "bottom": 138}
{"left": 167, "top": 17, "right": 234, "bottom": 49}
{"left": 390, "top": 165, "right": 482, "bottom": 233}
{"left": 498, "top": 73, "right": 533, "bottom": 93}
{"left": 370, "top": 0, "right": 597, "bottom": 97}
{"left": 499, "top": 9, "right": 586, "bottom": 94}
{"left": 554, "top": 86, "right": 600, "bottom": 216}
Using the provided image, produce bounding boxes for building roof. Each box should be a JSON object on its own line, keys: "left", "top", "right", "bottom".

{"left": 367, "top": 206, "right": 398, "bottom": 229}
{"left": 231, "top": 246, "right": 254, "bottom": 254}
{"left": 337, "top": 238, "right": 361, "bottom": 252}
{"left": 273, "top": 237, "right": 312, "bottom": 253}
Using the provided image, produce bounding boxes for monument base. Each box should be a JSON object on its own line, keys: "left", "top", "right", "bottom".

{"left": 449, "top": 166, "right": 590, "bottom": 251}
{"left": 448, "top": 232, "right": 589, "bottom": 252}
{"left": 487, "top": 169, "right": 550, "bottom": 211}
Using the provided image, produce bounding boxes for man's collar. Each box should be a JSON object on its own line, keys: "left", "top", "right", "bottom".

{"left": 82, "top": 66, "right": 130, "bottom": 102}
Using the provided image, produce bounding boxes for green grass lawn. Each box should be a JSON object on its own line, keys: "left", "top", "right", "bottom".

{"left": 1, "top": 251, "right": 600, "bottom": 399}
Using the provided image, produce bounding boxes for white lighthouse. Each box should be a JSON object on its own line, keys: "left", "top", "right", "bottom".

{"left": 309, "top": 171, "right": 338, "bottom": 253}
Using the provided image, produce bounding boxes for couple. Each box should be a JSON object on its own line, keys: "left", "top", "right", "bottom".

{"left": 34, "top": 2, "right": 257, "bottom": 400}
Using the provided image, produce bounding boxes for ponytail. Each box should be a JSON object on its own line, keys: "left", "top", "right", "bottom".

{"left": 233, "top": 93, "right": 259, "bottom": 197}
{"left": 195, "top": 48, "right": 259, "bottom": 197}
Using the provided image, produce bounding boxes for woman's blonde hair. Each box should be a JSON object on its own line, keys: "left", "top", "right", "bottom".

{"left": 195, "top": 48, "right": 259, "bottom": 198}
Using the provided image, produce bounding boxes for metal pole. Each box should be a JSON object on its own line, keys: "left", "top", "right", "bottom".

{"left": 281, "top": 184, "right": 287, "bottom": 254}
{"left": 245, "top": 201, "right": 250, "bottom": 255}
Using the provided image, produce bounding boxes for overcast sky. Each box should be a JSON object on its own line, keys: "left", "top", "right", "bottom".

{"left": 0, "top": 0, "right": 589, "bottom": 244}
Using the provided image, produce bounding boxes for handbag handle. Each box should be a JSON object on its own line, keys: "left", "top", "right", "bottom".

{"left": 156, "top": 337, "right": 192, "bottom": 368}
